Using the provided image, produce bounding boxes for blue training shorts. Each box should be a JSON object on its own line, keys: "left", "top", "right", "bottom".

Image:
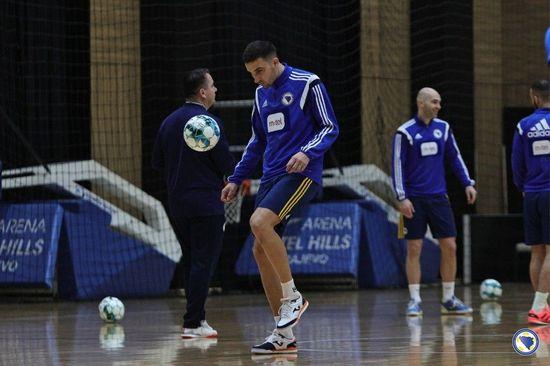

{"left": 255, "top": 173, "right": 320, "bottom": 236}
{"left": 404, "top": 195, "right": 457, "bottom": 240}
{"left": 523, "top": 191, "right": 550, "bottom": 245}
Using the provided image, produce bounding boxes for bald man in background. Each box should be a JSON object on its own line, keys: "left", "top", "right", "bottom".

{"left": 391, "top": 87, "right": 477, "bottom": 317}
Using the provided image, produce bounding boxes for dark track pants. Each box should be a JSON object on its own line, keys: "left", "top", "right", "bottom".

{"left": 171, "top": 214, "right": 225, "bottom": 328}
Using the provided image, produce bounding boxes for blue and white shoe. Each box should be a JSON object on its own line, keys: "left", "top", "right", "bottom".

{"left": 251, "top": 330, "right": 297, "bottom": 354}
{"left": 277, "top": 294, "right": 309, "bottom": 329}
{"left": 441, "top": 296, "right": 473, "bottom": 314}
{"left": 406, "top": 300, "right": 423, "bottom": 316}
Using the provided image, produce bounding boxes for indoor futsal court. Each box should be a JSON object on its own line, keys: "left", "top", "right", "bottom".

{"left": 2, "top": 1, "right": 550, "bottom": 365}
{"left": 1, "top": 284, "right": 549, "bottom": 365}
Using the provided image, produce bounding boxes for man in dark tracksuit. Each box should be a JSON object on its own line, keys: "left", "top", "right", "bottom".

{"left": 152, "top": 68, "right": 235, "bottom": 338}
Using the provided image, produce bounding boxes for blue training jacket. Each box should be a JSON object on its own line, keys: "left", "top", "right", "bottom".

{"left": 511, "top": 108, "right": 550, "bottom": 193}
{"left": 152, "top": 102, "right": 235, "bottom": 218}
{"left": 228, "top": 65, "right": 339, "bottom": 185}
{"left": 391, "top": 116, "right": 475, "bottom": 201}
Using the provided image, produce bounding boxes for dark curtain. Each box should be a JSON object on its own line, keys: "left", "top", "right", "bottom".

{"left": 0, "top": 1, "right": 90, "bottom": 171}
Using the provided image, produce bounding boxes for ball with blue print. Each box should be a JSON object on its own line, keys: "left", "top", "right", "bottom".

{"left": 480, "top": 279, "right": 502, "bottom": 300}
{"left": 99, "top": 296, "right": 125, "bottom": 322}
{"left": 183, "top": 114, "right": 220, "bottom": 152}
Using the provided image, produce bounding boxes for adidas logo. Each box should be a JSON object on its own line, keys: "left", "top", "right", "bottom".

{"left": 262, "top": 100, "right": 268, "bottom": 107}
{"left": 527, "top": 119, "right": 550, "bottom": 138}
{"left": 415, "top": 133, "right": 422, "bottom": 140}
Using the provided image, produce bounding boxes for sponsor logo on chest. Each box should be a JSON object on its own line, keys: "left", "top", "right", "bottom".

{"left": 267, "top": 112, "right": 285, "bottom": 132}
{"left": 420, "top": 141, "right": 438, "bottom": 156}
{"left": 532, "top": 140, "right": 550, "bottom": 156}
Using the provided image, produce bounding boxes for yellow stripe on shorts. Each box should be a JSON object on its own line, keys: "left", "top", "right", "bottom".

{"left": 278, "top": 177, "right": 313, "bottom": 220}
{"left": 398, "top": 213, "right": 405, "bottom": 239}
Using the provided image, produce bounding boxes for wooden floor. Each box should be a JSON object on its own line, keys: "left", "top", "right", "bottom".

{"left": 1, "top": 283, "right": 549, "bottom": 365}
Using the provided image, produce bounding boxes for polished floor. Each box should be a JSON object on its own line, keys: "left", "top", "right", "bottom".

{"left": 1, "top": 283, "right": 549, "bottom": 365}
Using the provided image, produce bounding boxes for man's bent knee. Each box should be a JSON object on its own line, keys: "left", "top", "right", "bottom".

{"left": 250, "top": 208, "right": 279, "bottom": 236}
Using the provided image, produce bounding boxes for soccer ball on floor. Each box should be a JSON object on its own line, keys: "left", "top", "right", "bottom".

{"left": 183, "top": 114, "right": 220, "bottom": 152}
{"left": 99, "top": 296, "right": 125, "bottom": 322}
{"left": 479, "top": 279, "right": 503, "bottom": 300}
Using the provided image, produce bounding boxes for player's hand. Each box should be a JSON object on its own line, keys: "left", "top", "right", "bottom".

{"left": 398, "top": 199, "right": 415, "bottom": 219}
{"left": 286, "top": 152, "right": 310, "bottom": 173}
{"left": 221, "top": 182, "right": 239, "bottom": 203}
{"left": 465, "top": 186, "right": 477, "bottom": 205}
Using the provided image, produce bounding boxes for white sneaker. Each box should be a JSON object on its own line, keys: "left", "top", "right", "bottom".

{"left": 277, "top": 294, "right": 309, "bottom": 329}
{"left": 181, "top": 320, "right": 218, "bottom": 339}
{"left": 200, "top": 320, "right": 217, "bottom": 335}
{"left": 251, "top": 330, "right": 297, "bottom": 354}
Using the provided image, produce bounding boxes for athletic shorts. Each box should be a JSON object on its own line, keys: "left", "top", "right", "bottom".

{"left": 404, "top": 195, "right": 457, "bottom": 240}
{"left": 255, "top": 173, "right": 320, "bottom": 236}
{"left": 523, "top": 191, "right": 550, "bottom": 245}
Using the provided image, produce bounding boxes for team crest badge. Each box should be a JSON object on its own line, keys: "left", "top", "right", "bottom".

{"left": 512, "top": 328, "right": 539, "bottom": 356}
{"left": 282, "top": 92, "right": 294, "bottom": 106}
{"left": 433, "top": 129, "right": 442, "bottom": 139}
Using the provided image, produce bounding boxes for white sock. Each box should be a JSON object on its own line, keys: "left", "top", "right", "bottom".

{"left": 274, "top": 316, "right": 293, "bottom": 338}
{"left": 409, "top": 284, "right": 421, "bottom": 302}
{"left": 442, "top": 282, "right": 455, "bottom": 302}
{"left": 532, "top": 292, "right": 549, "bottom": 312}
{"left": 282, "top": 279, "right": 299, "bottom": 299}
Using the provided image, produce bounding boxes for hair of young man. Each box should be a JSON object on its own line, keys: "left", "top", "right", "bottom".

{"left": 531, "top": 79, "right": 550, "bottom": 102}
{"left": 183, "top": 68, "right": 210, "bottom": 99}
{"left": 242, "top": 41, "right": 277, "bottom": 64}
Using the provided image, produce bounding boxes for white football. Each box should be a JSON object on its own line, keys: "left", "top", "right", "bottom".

{"left": 98, "top": 296, "right": 125, "bottom": 322}
{"left": 480, "top": 279, "right": 502, "bottom": 301}
{"left": 183, "top": 115, "right": 221, "bottom": 152}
